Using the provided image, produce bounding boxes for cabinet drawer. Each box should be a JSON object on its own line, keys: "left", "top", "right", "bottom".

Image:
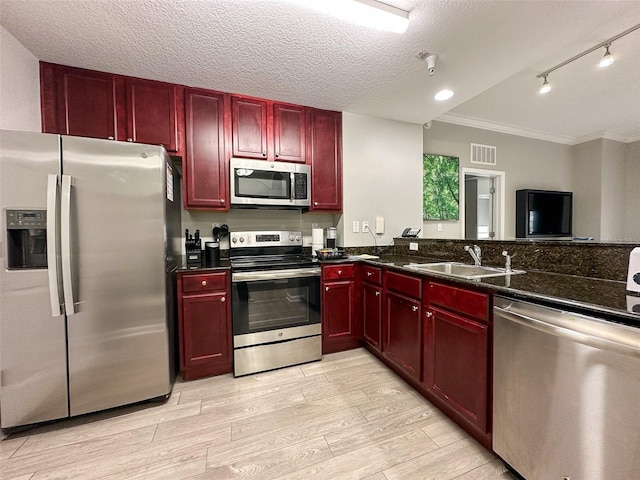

{"left": 361, "top": 265, "right": 382, "bottom": 285}
{"left": 323, "top": 263, "right": 355, "bottom": 280}
{"left": 386, "top": 271, "right": 422, "bottom": 299}
{"left": 181, "top": 272, "right": 228, "bottom": 294}
{"left": 427, "top": 282, "right": 489, "bottom": 322}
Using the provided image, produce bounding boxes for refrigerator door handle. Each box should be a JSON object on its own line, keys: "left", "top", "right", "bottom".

{"left": 47, "top": 174, "right": 62, "bottom": 317}
{"left": 61, "top": 174, "right": 76, "bottom": 315}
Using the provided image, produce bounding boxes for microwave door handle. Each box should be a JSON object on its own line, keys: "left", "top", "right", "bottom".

{"left": 290, "top": 172, "right": 295, "bottom": 201}
{"left": 47, "top": 174, "right": 62, "bottom": 317}
{"left": 61, "top": 174, "right": 76, "bottom": 316}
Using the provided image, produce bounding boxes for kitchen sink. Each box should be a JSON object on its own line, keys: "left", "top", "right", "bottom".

{"left": 405, "top": 262, "right": 525, "bottom": 280}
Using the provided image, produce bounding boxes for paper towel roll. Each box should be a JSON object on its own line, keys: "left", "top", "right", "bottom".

{"left": 312, "top": 228, "right": 324, "bottom": 246}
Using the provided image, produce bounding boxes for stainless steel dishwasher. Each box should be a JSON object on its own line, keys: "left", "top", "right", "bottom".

{"left": 493, "top": 296, "right": 640, "bottom": 480}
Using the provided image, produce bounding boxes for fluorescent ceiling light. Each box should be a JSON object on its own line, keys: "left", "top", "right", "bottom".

{"left": 434, "top": 89, "right": 454, "bottom": 101}
{"left": 293, "top": 0, "right": 410, "bottom": 34}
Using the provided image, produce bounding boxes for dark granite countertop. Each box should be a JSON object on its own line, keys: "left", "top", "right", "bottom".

{"left": 351, "top": 255, "right": 640, "bottom": 326}
{"left": 175, "top": 258, "right": 231, "bottom": 273}
{"left": 174, "top": 253, "right": 639, "bottom": 326}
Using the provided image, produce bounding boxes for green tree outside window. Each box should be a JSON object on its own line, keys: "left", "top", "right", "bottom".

{"left": 423, "top": 154, "right": 459, "bottom": 220}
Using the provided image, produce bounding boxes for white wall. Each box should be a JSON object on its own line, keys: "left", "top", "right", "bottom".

{"left": 600, "top": 139, "right": 626, "bottom": 241}
{"left": 339, "top": 112, "right": 423, "bottom": 248}
{"left": 423, "top": 121, "right": 573, "bottom": 239}
{"left": 0, "top": 26, "right": 41, "bottom": 131}
{"left": 573, "top": 140, "right": 603, "bottom": 239}
{"left": 626, "top": 141, "right": 640, "bottom": 241}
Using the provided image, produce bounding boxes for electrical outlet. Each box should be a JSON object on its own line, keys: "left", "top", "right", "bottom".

{"left": 362, "top": 221, "right": 370, "bottom": 232}
{"left": 437, "top": 223, "right": 443, "bottom": 232}
{"left": 352, "top": 221, "right": 360, "bottom": 233}
{"left": 410, "top": 242, "right": 419, "bottom": 251}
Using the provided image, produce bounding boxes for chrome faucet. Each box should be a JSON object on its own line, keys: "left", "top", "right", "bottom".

{"left": 502, "top": 250, "right": 514, "bottom": 272}
{"left": 464, "top": 244, "right": 482, "bottom": 266}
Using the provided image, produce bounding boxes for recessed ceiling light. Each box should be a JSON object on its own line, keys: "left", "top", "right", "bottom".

{"left": 434, "top": 89, "right": 454, "bottom": 101}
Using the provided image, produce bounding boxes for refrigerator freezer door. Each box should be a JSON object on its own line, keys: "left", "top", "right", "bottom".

{"left": 0, "top": 131, "right": 69, "bottom": 428}
{"left": 60, "top": 136, "right": 172, "bottom": 416}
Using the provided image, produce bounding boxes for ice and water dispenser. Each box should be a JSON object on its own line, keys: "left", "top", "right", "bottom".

{"left": 6, "top": 209, "right": 48, "bottom": 269}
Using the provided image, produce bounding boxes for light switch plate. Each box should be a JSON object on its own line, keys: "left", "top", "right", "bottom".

{"left": 409, "top": 242, "right": 419, "bottom": 251}
{"left": 352, "top": 221, "right": 359, "bottom": 233}
{"left": 375, "top": 216, "right": 385, "bottom": 234}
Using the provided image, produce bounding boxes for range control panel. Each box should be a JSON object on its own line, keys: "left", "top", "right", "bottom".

{"left": 6, "top": 209, "right": 47, "bottom": 229}
{"left": 230, "top": 230, "right": 303, "bottom": 248}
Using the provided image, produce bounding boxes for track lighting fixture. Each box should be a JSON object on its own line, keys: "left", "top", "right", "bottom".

{"left": 539, "top": 75, "right": 551, "bottom": 94}
{"left": 599, "top": 44, "right": 614, "bottom": 67}
{"left": 535, "top": 23, "right": 639, "bottom": 93}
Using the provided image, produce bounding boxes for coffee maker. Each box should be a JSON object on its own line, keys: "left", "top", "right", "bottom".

{"left": 326, "top": 227, "right": 337, "bottom": 249}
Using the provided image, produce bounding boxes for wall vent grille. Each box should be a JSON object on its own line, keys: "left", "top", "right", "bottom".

{"left": 471, "top": 143, "right": 497, "bottom": 165}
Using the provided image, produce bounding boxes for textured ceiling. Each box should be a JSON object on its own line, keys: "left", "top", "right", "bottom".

{"left": 1, "top": 0, "right": 639, "bottom": 143}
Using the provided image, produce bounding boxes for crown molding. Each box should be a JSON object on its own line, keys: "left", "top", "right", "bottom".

{"left": 436, "top": 112, "right": 638, "bottom": 145}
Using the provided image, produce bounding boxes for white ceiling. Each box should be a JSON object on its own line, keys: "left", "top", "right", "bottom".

{"left": 1, "top": 0, "right": 639, "bottom": 144}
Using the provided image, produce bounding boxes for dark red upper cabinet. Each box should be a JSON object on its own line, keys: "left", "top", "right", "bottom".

{"left": 231, "top": 96, "right": 268, "bottom": 159}
{"left": 44, "top": 64, "right": 117, "bottom": 140}
{"left": 184, "top": 88, "right": 229, "bottom": 210}
{"left": 126, "top": 78, "right": 178, "bottom": 153}
{"left": 309, "top": 109, "right": 342, "bottom": 212}
{"left": 273, "top": 103, "right": 306, "bottom": 163}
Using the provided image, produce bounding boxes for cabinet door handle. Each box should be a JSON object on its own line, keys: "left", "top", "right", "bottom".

{"left": 107, "top": 136, "right": 114, "bottom": 140}
{"left": 314, "top": 201, "right": 318, "bottom": 206}
{"left": 338, "top": 270, "right": 342, "bottom": 275}
{"left": 367, "top": 272, "right": 373, "bottom": 276}
{"left": 375, "top": 291, "right": 380, "bottom": 297}
{"left": 275, "top": 153, "right": 280, "bottom": 158}
{"left": 220, "top": 199, "right": 225, "bottom": 204}
{"left": 127, "top": 138, "right": 133, "bottom": 142}
{"left": 201, "top": 280, "right": 207, "bottom": 286}
{"left": 425, "top": 311, "right": 433, "bottom": 317}
{"left": 412, "top": 306, "right": 418, "bottom": 312}
{"left": 221, "top": 297, "right": 226, "bottom": 303}
{"left": 325, "top": 286, "right": 329, "bottom": 292}
{"left": 262, "top": 151, "right": 267, "bottom": 157}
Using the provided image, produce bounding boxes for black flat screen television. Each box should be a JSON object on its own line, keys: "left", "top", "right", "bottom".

{"left": 516, "top": 189, "right": 573, "bottom": 238}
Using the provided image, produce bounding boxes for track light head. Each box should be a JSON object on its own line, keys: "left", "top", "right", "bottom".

{"left": 599, "top": 44, "right": 614, "bottom": 67}
{"left": 539, "top": 75, "right": 551, "bottom": 94}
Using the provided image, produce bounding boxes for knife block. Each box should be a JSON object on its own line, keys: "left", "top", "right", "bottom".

{"left": 185, "top": 237, "right": 202, "bottom": 267}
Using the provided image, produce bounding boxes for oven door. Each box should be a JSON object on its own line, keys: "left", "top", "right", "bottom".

{"left": 232, "top": 267, "right": 321, "bottom": 336}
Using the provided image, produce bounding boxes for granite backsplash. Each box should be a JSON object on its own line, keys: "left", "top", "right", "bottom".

{"left": 387, "top": 238, "right": 637, "bottom": 282}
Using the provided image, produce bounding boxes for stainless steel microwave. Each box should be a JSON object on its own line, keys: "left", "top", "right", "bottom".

{"left": 230, "top": 158, "right": 310, "bottom": 208}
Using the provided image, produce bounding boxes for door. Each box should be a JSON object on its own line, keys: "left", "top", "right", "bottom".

{"left": 0, "top": 131, "right": 69, "bottom": 428}
{"left": 322, "top": 279, "right": 356, "bottom": 353}
{"left": 362, "top": 282, "right": 382, "bottom": 349}
{"left": 55, "top": 66, "right": 117, "bottom": 140}
{"left": 273, "top": 103, "right": 306, "bottom": 163}
{"left": 232, "top": 96, "right": 268, "bottom": 159}
{"left": 126, "top": 78, "right": 178, "bottom": 152}
{"left": 182, "top": 292, "right": 230, "bottom": 372}
{"left": 61, "top": 136, "right": 171, "bottom": 416}
{"left": 184, "top": 88, "right": 228, "bottom": 209}
{"left": 309, "top": 109, "right": 342, "bottom": 211}
{"left": 427, "top": 306, "right": 488, "bottom": 431}
{"left": 385, "top": 291, "right": 421, "bottom": 379}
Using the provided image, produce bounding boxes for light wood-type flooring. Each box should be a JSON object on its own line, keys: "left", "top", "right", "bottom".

{"left": 1, "top": 348, "right": 517, "bottom": 480}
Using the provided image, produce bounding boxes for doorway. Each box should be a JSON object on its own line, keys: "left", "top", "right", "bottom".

{"left": 461, "top": 168, "right": 505, "bottom": 240}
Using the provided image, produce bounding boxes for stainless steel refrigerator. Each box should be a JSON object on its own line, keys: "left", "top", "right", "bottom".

{"left": 0, "top": 130, "right": 182, "bottom": 429}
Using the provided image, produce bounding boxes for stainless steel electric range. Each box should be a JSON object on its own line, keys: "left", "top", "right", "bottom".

{"left": 230, "top": 230, "right": 321, "bottom": 376}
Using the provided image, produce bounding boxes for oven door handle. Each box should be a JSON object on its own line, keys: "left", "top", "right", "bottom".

{"left": 233, "top": 267, "right": 321, "bottom": 282}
